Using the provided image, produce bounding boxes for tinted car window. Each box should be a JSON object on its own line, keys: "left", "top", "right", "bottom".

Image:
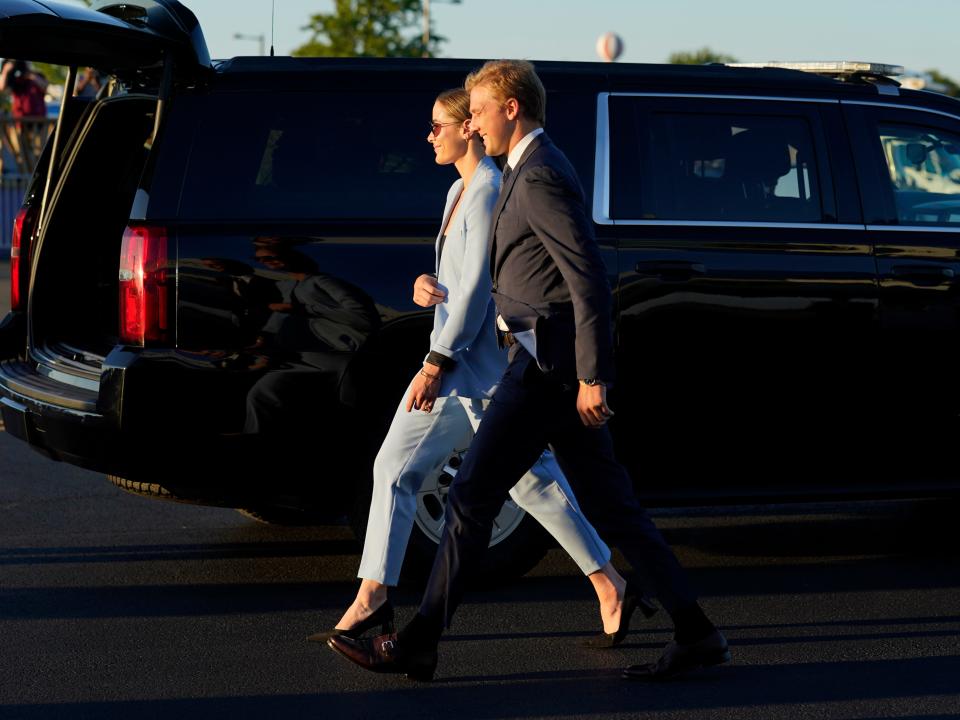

{"left": 611, "top": 102, "right": 823, "bottom": 222}
{"left": 878, "top": 123, "right": 960, "bottom": 226}
{"left": 178, "top": 91, "right": 452, "bottom": 221}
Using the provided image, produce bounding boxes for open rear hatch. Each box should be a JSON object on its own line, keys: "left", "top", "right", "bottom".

{"left": 0, "top": 0, "right": 210, "bottom": 75}
{"left": 0, "top": 0, "right": 210, "bottom": 423}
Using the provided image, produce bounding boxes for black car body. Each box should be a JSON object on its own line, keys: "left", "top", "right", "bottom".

{"left": 3, "top": 1, "right": 960, "bottom": 577}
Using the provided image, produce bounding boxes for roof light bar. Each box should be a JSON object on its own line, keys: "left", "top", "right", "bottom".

{"left": 728, "top": 61, "right": 904, "bottom": 77}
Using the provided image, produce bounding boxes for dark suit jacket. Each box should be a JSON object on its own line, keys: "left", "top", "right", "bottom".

{"left": 490, "top": 132, "right": 615, "bottom": 383}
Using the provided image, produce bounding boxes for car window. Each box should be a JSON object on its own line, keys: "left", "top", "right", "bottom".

{"left": 178, "top": 91, "right": 452, "bottom": 221}
{"left": 877, "top": 124, "right": 960, "bottom": 226}
{"left": 610, "top": 102, "right": 824, "bottom": 223}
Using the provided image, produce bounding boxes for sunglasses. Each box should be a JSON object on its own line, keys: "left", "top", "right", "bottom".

{"left": 429, "top": 120, "right": 461, "bottom": 137}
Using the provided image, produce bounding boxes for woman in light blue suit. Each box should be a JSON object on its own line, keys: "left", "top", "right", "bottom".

{"left": 310, "top": 89, "right": 644, "bottom": 646}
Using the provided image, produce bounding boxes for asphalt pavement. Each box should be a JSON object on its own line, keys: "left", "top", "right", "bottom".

{"left": 1, "top": 428, "right": 959, "bottom": 720}
{"left": 0, "top": 255, "right": 958, "bottom": 717}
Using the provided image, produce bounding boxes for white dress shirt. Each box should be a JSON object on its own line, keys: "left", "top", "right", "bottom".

{"left": 504, "top": 127, "right": 544, "bottom": 173}
{"left": 496, "top": 127, "right": 545, "bottom": 356}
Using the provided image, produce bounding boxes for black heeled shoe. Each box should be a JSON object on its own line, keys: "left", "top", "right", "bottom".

{"left": 583, "top": 591, "right": 658, "bottom": 648}
{"left": 306, "top": 600, "right": 394, "bottom": 644}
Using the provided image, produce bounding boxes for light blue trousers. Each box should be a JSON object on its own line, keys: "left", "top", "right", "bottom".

{"left": 357, "top": 385, "right": 611, "bottom": 586}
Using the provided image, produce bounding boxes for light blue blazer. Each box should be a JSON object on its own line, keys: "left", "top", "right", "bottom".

{"left": 429, "top": 155, "right": 505, "bottom": 399}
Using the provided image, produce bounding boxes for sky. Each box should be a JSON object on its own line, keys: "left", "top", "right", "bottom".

{"left": 177, "top": 0, "right": 960, "bottom": 82}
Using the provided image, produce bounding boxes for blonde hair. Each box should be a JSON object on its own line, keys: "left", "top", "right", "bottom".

{"left": 464, "top": 59, "right": 546, "bottom": 126}
{"left": 436, "top": 87, "right": 470, "bottom": 124}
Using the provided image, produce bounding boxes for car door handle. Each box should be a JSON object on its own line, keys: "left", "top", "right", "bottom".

{"left": 890, "top": 265, "right": 956, "bottom": 286}
{"left": 635, "top": 260, "right": 706, "bottom": 280}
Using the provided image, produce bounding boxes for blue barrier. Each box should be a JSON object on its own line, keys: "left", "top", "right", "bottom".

{"left": 0, "top": 178, "right": 28, "bottom": 251}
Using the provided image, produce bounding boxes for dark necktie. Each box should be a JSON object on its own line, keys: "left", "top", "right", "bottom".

{"left": 500, "top": 164, "right": 512, "bottom": 189}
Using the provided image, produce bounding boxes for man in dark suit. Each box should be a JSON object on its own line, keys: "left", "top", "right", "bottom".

{"left": 329, "top": 60, "right": 729, "bottom": 681}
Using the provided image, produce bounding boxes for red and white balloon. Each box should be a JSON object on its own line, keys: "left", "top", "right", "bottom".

{"left": 596, "top": 32, "right": 623, "bottom": 62}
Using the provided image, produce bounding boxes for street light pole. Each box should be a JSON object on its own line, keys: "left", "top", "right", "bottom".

{"left": 422, "top": 0, "right": 431, "bottom": 58}
{"left": 422, "top": 0, "right": 461, "bottom": 58}
{"left": 234, "top": 32, "right": 266, "bottom": 57}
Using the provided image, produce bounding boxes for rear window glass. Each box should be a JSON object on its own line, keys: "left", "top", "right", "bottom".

{"left": 610, "top": 100, "right": 824, "bottom": 223}
{"left": 178, "top": 91, "right": 452, "bottom": 220}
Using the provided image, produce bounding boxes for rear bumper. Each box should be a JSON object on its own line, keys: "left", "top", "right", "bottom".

{"left": 0, "top": 358, "right": 120, "bottom": 471}
{"left": 0, "top": 350, "right": 368, "bottom": 510}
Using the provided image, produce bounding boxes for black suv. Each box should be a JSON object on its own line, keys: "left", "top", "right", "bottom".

{"left": 4, "top": 1, "right": 960, "bottom": 580}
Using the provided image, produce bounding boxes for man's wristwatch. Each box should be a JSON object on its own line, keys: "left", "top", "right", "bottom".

{"left": 579, "top": 378, "right": 605, "bottom": 387}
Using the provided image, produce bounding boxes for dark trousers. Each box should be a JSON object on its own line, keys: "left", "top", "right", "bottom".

{"left": 418, "top": 348, "right": 697, "bottom": 631}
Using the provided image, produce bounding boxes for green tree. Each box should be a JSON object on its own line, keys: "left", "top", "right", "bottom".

{"left": 669, "top": 48, "right": 738, "bottom": 66}
{"left": 293, "top": 0, "right": 444, "bottom": 58}
{"left": 925, "top": 69, "right": 960, "bottom": 98}
{"left": 31, "top": 63, "right": 67, "bottom": 85}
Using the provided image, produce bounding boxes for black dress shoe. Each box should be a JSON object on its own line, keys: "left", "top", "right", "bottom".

{"left": 327, "top": 632, "right": 438, "bottom": 682}
{"left": 306, "top": 600, "right": 394, "bottom": 644}
{"left": 582, "top": 590, "right": 658, "bottom": 649}
{"left": 622, "top": 629, "right": 730, "bottom": 680}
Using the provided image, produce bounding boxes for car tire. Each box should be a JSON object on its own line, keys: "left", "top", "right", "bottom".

{"left": 106, "top": 473, "right": 237, "bottom": 508}
{"left": 348, "top": 432, "right": 551, "bottom": 587}
{"left": 107, "top": 474, "right": 177, "bottom": 499}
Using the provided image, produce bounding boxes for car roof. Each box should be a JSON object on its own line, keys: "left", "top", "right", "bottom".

{"left": 206, "top": 57, "right": 960, "bottom": 115}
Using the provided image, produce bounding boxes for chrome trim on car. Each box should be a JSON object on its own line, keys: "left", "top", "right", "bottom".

{"left": 592, "top": 92, "right": 845, "bottom": 226}
{"left": 593, "top": 92, "right": 960, "bottom": 229}
{"left": 0, "top": 361, "right": 99, "bottom": 414}
{"left": 605, "top": 92, "right": 839, "bottom": 104}
{"left": 32, "top": 344, "right": 101, "bottom": 385}
{"left": 843, "top": 100, "right": 960, "bottom": 123}
{"left": 38, "top": 366, "right": 100, "bottom": 393}
{"left": 0, "top": 396, "right": 28, "bottom": 413}
{"left": 866, "top": 225, "right": 960, "bottom": 233}
{"left": 593, "top": 92, "right": 611, "bottom": 225}
{"left": 604, "top": 220, "right": 866, "bottom": 230}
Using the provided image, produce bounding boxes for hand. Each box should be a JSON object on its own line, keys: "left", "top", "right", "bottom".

{"left": 406, "top": 364, "right": 442, "bottom": 413}
{"left": 577, "top": 383, "right": 614, "bottom": 427}
{"left": 413, "top": 274, "right": 447, "bottom": 307}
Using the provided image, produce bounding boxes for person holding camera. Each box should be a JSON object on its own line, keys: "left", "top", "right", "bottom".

{"left": 0, "top": 60, "right": 47, "bottom": 120}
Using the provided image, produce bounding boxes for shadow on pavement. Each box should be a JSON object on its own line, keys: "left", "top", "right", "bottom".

{"left": 1, "top": 656, "right": 958, "bottom": 719}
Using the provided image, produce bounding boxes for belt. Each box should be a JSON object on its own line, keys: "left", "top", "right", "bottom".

{"left": 496, "top": 315, "right": 516, "bottom": 347}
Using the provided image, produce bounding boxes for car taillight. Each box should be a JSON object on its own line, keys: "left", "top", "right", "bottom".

{"left": 119, "top": 225, "right": 170, "bottom": 345}
{"left": 10, "top": 206, "right": 37, "bottom": 312}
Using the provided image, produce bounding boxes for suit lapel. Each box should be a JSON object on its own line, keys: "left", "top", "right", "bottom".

{"left": 489, "top": 133, "right": 550, "bottom": 282}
